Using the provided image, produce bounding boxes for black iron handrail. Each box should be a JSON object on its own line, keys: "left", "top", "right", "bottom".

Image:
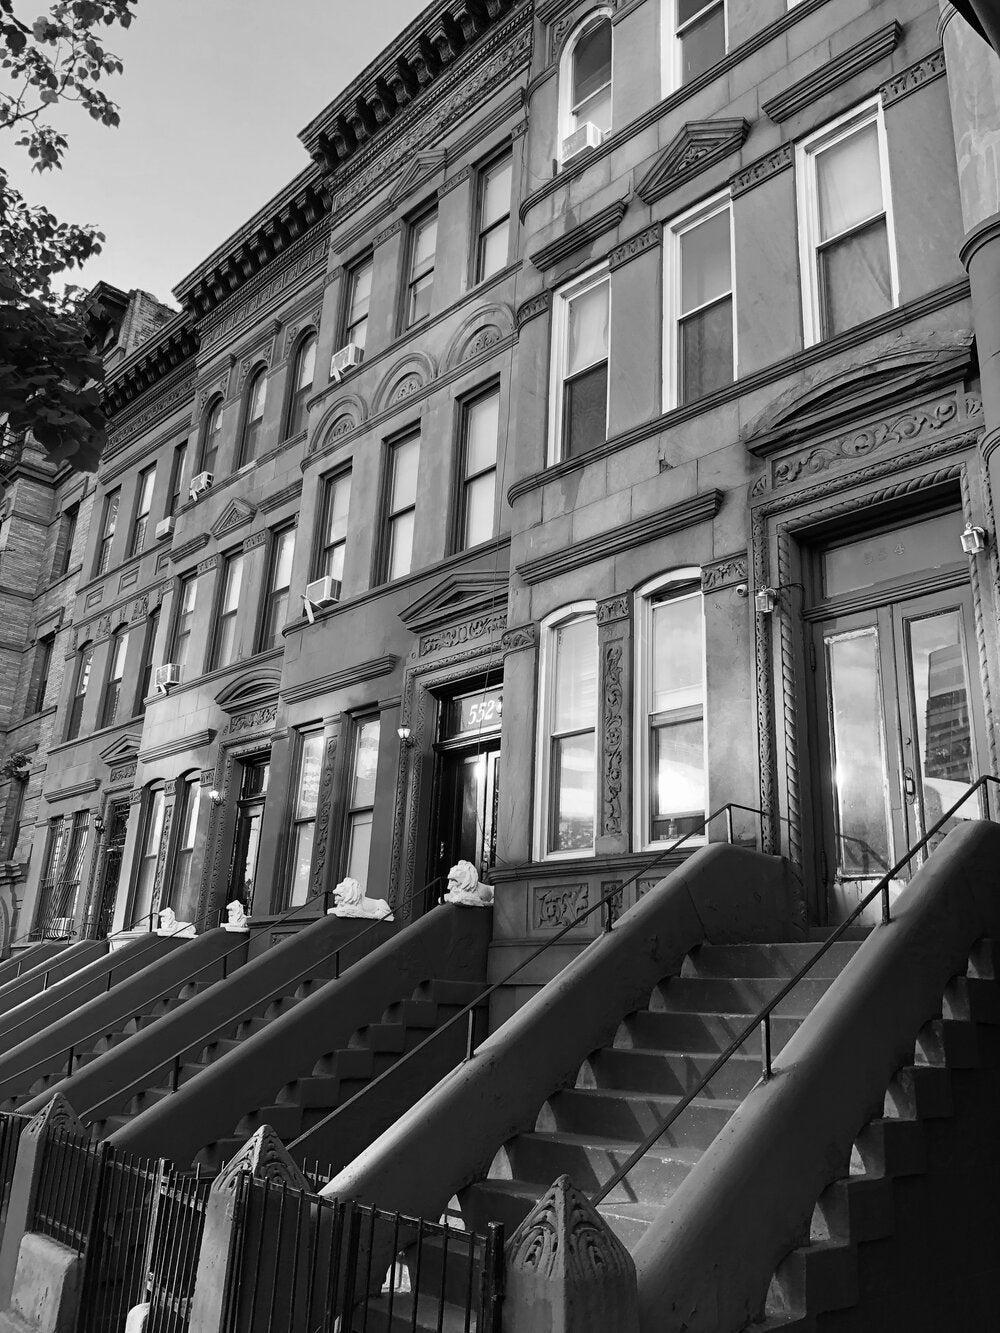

{"left": 71, "top": 876, "right": 447, "bottom": 1108}
{"left": 591, "top": 773, "right": 1000, "bottom": 1205}
{"left": 288, "top": 803, "right": 766, "bottom": 1157}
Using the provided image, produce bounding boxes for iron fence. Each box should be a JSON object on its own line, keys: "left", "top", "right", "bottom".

{"left": 224, "top": 1176, "right": 504, "bottom": 1333}
{"left": 0, "top": 1113, "right": 30, "bottom": 1236}
{"left": 31, "top": 1130, "right": 107, "bottom": 1254}
{"left": 76, "top": 1150, "right": 160, "bottom": 1333}
{"left": 146, "top": 1169, "right": 213, "bottom": 1333}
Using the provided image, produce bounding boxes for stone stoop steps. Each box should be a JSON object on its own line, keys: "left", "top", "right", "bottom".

{"left": 358, "top": 939, "right": 865, "bottom": 1332}
{"left": 747, "top": 937, "right": 1000, "bottom": 1331}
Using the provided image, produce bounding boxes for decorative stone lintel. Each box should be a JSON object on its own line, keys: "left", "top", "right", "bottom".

{"left": 438, "top": 165, "right": 472, "bottom": 196}
{"left": 504, "top": 1175, "right": 640, "bottom": 1333}
{"left": 730, "top": 143, "right": 794, "bottom": 198}
{"left": 528, "top": 198, "right": 629, "bottom": 272}
{"left": 608, "top": 224, "right": 662, "bottom": 271}
{"left": 762, "top": 21, "right": 902, "bottom": 123}
{"left": 372, "top": 219, "right": 403, "bottom": 248}
{"left": 880, "top": 48, "right": 946, "bottom": 107}
{"left": 702, "top": 554, "right": 749, "bottom": 592}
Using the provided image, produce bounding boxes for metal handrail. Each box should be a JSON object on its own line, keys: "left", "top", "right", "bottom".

{"left": 288, "top": 802, "right": 766, "bottom": 1155}
{"left": 71, "top": 876, "right": 448, "bottom": 1109}
{"left": 591, "top": 773, "right": 1000, "bottom": 1205}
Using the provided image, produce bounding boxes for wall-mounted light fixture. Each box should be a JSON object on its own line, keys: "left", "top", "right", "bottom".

{"left": 208, "top": 789, "right": 225, "bottom": 806}
{"left": 961, "top": 522, "right": 987, "bottom": 555}
{"left": 754, "top": 586, "right": 779, "bottom": 615}
{"left": 93, "top": 816, "right": 106, "bottom": 838}
{"left": 396, "top": 726, "right": 413, "bottom": 746}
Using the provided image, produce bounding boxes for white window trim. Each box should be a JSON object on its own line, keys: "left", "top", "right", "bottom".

{"left": 633, "top": 569, "right": 707, "bottom": 852}
{"left": 662, "top": 190, "right": 736, "bottom": 412}
{"left": 557, "top": 6, "right": 614, "bottom": 164}
{"left": 534, "top": 602, "right": 598, "bottom": 862}
{"left": 547, "top": 262, "right": 611, "bottom": 466}
{"left": 662, "top": 0, "right": 728, "bottom": 98}
{"left": 796, "top": 97, "right": 899, "bottom": 348}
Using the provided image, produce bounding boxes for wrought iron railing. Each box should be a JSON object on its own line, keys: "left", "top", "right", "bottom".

{"left": 590, "top": 774, "right": 1000, "bottom": 1206}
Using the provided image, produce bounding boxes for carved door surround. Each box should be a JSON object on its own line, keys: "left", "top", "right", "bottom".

{"left": 596, "top": 594, "right": 632, "bottom": 857}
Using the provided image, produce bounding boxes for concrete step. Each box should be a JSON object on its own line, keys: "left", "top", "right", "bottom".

{"left": 381, "top": 998, "right": 439, "bottom": 1028}
{"left": 809, "top": 1173, "right": 895, "bottom": 1246}
{"left": 310, "top": 1046, "right": 375, "bottom": 1081}
{"left": 537, "top": 1087, "right": 740, "bottom": 1147}
{"left": 766, "top": 1238, "right": 859, "bottom": 1320}
{"left": 235, "top": 1102, "right": 302, "bottom": 1139}
{"left": 682, "top": 942, "right": 861, "bottom": 980}
{"left": 415, "top": 979, "right": 486, "bottom": 1006}
{"left": 653, "top": 975, "right": 835, "bottom": 1016}
{"left": 501, "top": 1129, "right": 701, "bottom": 1203}
{"left": 581, "top": 1046, "right": 762, "bottom": 1099}
{"left": 620, "top": 1009, "right": 804, "bottom": 1055}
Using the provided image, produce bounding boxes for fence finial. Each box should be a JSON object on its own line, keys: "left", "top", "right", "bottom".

{"left": 23, "top": 1093, "right": 84, "bottom": 1144}
{"left": 213, "top": 1124, "right": 311, "bottom": 1195}
{"left": 505, "top": 1174, "right": 640, "bottom": 1332}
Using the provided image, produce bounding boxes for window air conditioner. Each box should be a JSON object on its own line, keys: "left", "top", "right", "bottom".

{"left": 154, "top": 663, "right": 182, "bottom": 693}
{"left": 155, "top": 517, "right": 174, "bottom": 541}
{"left": 189, "top": 471, "right": 214, "bottom": 500}
{"left": 330, "top": 343, "right": 364, "bottom": 382}
{"left": 561, "top": 122, "right": 603, "bottom": 163}
{"left": 304, "top": 575, "right": 341, "bottom": 607}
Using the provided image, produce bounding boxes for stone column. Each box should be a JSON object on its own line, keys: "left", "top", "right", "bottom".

{"left": 496, "top": 623, "right": 538, "bottom": 867}
{"left": 595, "top": 595, "right": 632, "bottom": 859}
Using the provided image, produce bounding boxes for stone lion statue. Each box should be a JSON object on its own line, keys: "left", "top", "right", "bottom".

{"left": 157, "top": 906, "right": 196, "bottom": 938}
{"left": 328, "top": 877, "right": 393, "bottom": 921}
{"left": 223, "top": 900, "right": 250, "bottom": 932}
{"left": 443, "top": 860, "right": 494, "bottom": 907}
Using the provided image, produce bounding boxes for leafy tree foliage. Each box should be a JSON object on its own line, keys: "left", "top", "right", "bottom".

{"left": 1, "top": 1, "right": 136, "bottom": 468}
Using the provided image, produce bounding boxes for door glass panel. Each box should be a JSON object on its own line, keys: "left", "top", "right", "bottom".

{"left": 822, "top": 512, "right": 961, "bottom": 599}
{"left": 825, "top": 627, "right": 892, "bottom": 876}
{"left": 906, "top": 609, "right": 976, "bottom": 834}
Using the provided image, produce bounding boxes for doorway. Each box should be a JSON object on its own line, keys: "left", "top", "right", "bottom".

{"left": 92, "top": 799, "right": 129, "bottom": 938}
{"left": 809, "top": 511, "right": 987, "bottom": 920}
{"left": 429, "top": 684, "right": 502, "bottom": 892}
{"left": 226, "top": 757, "right": 270, "bottom": 911}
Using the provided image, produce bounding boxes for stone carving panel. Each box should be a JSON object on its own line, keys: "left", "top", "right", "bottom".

{"left": 602, "top": 644, "right": 624, "bottom": 839}
{"left": 418, "top": 612, "right": 506, "bottom": 657}
{"left": 533, "top": 883, "right": 589, "bottom": 929}
{"left": 702, "top": 555, "right": 748, "bottom": 592}
{"left": 225, "top": 704, "right": 278, "bottom": 736}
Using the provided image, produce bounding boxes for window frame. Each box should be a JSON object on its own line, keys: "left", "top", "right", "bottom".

{"left": 547, "top": 263, "right": 611, "bottom": 466}
{"left": 341, "top": 254, "right": 374, "bottom": 353}
{"left": 796, "top": 98, "right": 899, "bottom": 347}
{"left": 199, "top": 399, "right": 224, "bottom": 476}
{"left": 284, "top": 727, "right": 325, "bottom": 909}
{"left": 633, "top": 569, "right": 707, "bottom": 851}
{"left": 315, "top": 466, "right": 353, "bottom": 589}
{"left": 534, "top": 603, "right": 599, "bottom": 862}
{"left": 663, "top": 190, "right": 737, "bottom": 410}
{"left": 168, "top": 441, "right": 188, "bottom": 517}
{"left": 284, "top": 331, "right": 318, "bottom": 440}
{"left": 28, "top": 634, "right": 54, "bottom": 716}
{"left": 454, "top": 383, "right": 501, "bottom": 553}
{"left": 66, "top": 641, "right": 94, "bottom": 741}
{"left": 209, "top": 548, "right": 246, "bottom": 671}
{"left": 403, "top": 206, "right": 438, "bottom": 330}
{"left": 342, "top": 712, "right": 381, "bottom": 887}
{"left": 258, "top": 525, "right": 296, "bottom": 653}
{"left": 378, "top": 429, "right": 420, "bottom": 585}
{"left": 558, "top": 8, "right": 614, "bottom": 161}
{"left": 166, "top": 772, "right": 202, "bottom": 920}
{"left": 130, "top": 782, "right": 165, "bottom": 929}
{"left": 474, "top": 150, "right": 513, "bottom": 284}
{"left": 54, "top": 503, "right": 79, "bottom": 578}
{"left": 170, "top": 572, "right": 201, "bottom": 678}
{"left": 128, "top": 465, "right": 157, "bottom": 558}
{"left": 239, "top": 365, "right": 269, "bottom": 467}
{"left": 99, "top": 626, "right": 130, "bottom": 729}
{"left": 95, "top": 488, "right": 120, "bottom": 577}
{"left": 664, "top": 0, "right": 728, "bottom": 94}
{"left": 135, "top": 607, "right": 160, "bottom": 714}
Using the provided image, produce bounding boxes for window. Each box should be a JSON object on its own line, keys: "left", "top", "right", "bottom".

{"left": 132, "top": 785, "right": 165, "bottom": 929}
{"left": 285, "top": 333, "right": 317, "bottom": 439}
{"left": 168, "top": 442, "right": 188, "bottom": 517}
{"left": 636, "top": 573, "right": 706, "bottom": 846}
{"left": 129, "top": 466, "right": 156, "bottom": 557}
{"left": 135, "top": 608, "right": 160, "bottom": 713}
{"left": 240, "top": 367, "right": 268, "bottom": 466}
{"left": 27, "top": 635, "right": 53, "bottom": 716}
{"left": 66, "top": 643, "right": 94, "bottom": 741}
{"left": 670, "top": 0, "right": 726, "bottom": 87}
{"left": 171, "top": 574, "right": 200, "bottom": 676}
{"left": 95, "top": 489, "right": 120, "bottom": 576}
{"left": 287, "top": 730, "right": 324, "bottom": 907}
{"left": 559, "top": 11, "right": 613, "bottom": 156}
{"left": 100, "top": 628, "right": 130, "bottom": 728}
{"left": 259, "top": 527, "right": 295, "bottom": 652}
{"left": 667, "top": 195, "right": 735, "bottom": 407}
{"left": 34, "top": 811, "right": 89, "bottom": 935}
{"left": 200, "top": 400, "right": 223, "bottom": 476}
{"left": 344, "top": 716, "right": 380, "bottom": 887}
{"left": 382, "top": 433, "right": 419, "bottom": 583}
{"left": 344, "top": 257, "right": 373, "bottom": 352}
{"left": 170, "top": 775, "right": 202, "bottom": 921}
{"left": 457, "top": 387, "right": 500, "bottom": 550}
{"left": 54, "top": 504, "right": 78, "bottom": 578}
{"left": 316, "top": 469, "right": 352, "bottom": 590}
{"left": 476, "top": 153, "right": 512, "bottom": 283}
{"left": 549, "top": 267, "right": 609, "bottom": 462}
{"left": 797, "top": 101, "right": 897, "bottom": 344}
{"left": 405, "top": 210, "right": 437, "bottom": 327}
{"left": 537, "top": 608, "right": 598, "bottom": 857}
{"left": 211, "top": 551, "right": 245, "bottom": 669}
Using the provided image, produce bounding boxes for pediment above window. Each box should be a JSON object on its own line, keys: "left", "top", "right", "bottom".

{"left": 741, "top": 336, "right": 974, "bottom": 460}
{"left": 215, "top": 670, "right": 282, "bottom": 714}
{"left": 210, "top": 497, "right": 257, "bottom": 539}
{"left": 388, "top": 149, "right": 448, "bottom": 207}
{"left": 99, "top": 730, "right": 143, "bottom": 766}
{"left": 635, "top": 118, "right": 750, "bottom": 206}
{"left": 399, "top": 571, "right": 508, "bottom": 636}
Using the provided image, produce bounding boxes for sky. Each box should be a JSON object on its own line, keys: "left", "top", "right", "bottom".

{"left": 5, "top": 0, "right": 431, "bottom": 305}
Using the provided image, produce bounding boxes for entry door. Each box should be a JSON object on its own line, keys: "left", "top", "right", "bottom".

{"left": 815, "top": 585, "right": 986, "bottom": 920}
{"left": 227, "top": 758, "right": 270, "bottom": 911}
{"left": 432, "top": 745, "right": 500, "bottom": 887}
{"left": 93, "top": 801, "right": 129, "bottom": 938}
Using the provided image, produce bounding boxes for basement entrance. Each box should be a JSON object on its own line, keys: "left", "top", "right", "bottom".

{"left": 808, "top": 510, "right": 988, "bottom": 921}
{"left": 429, "top": 684, "right": 501, "bottom": 893}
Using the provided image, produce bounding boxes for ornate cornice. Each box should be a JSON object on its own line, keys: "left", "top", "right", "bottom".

{"left": 280, "top": 655, "right": 397, "bottom": 705}
{"left": 762, "top": 22, "right": 902, "bottom": 123}
{"left": 138, "top": 729, "right": 217, "bottom": 764}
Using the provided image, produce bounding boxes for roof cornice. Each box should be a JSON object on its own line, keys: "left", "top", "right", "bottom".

{"left": 101, "top": 312, "right": 198, "bottom": 418}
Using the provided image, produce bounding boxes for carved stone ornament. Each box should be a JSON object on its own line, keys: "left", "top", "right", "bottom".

{"left": 881, "top": 48, "right": 946, "bottom": 106}
{"left": 596, "top": 595, "right": 628, "bottom": 625}
{"left": 534, "top": 884, "right": 588, "bottom": 929}
{"left": 328, "top": 877, "right": 394, "bottom": 920}
{"left": 702, "top": 554, "right": 748, "bottom": 592}
{"left": 635, "top": 118, "right": 750, "bottom": 205}
{"left": 24, "top": 1092, "right": 85, "bottom": 1144}
{"left": 608, "top": 224, "right": 662, "bottom": 272}
{"left": 443, "top": 861, "right": 494, "bottom": 908}
{"left": 418, "top": 612, "right": 506, "bottom": 658}
{"left": 109, "top": 761, "right": 137, "bottom": 785}
{"left": 505, "top": 1175, "right": 639, "bottom": 1330}
{"left": 602, "top": 643, "right": 624, "bottom": 839}
{"left": 730, "top": 143, "right": 794, "bottom": 198}
{"left": 516, "top": 292, "right": 551, "bottom": 331}
{"left": 211, "top": 1125, "right": 311, "bottom": 1197}
{"left": 225, "top": 704, "right": 278, "bottom": 736}
{"left": 129, "top": 788, "right": 144, "bottom": 805}
{"left": 501, "top": 623, "right": 536, "bottom": 655}
{"left": 130, "top": 594, "right": 149, "bottom": 622}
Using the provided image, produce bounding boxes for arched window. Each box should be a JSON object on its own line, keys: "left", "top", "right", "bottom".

{"left": 559, "top": 10, "right": 613, "bottom": 161}
{"left": 240, "top": 367, "right": 268, "bottom": 466}
{"left": 634, "top": 570, "right": 706, "bottom": 848}
{"left": 100, "top": 627, "right": 130, "bottom": 728}
{"left": 132, "top": 782, "right": 165, "bottom": 929}
{"left": 285, "top": 332, "right": 317, "bottom": 439}
{"left": 200, "top": 399, "right": 223, "bottom": 476}
{"left": 536, "top": 605, "right": 598, "bottom": 858}
{"left": 66, "top": 642, "right": 94, "bottom": 741}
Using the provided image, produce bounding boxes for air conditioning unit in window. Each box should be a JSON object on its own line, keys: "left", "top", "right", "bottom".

{"left": 153, "top": 663, "right": 181, "bottom": 693}
{"left": 561, "top": 122, "right": 603, "bottom": 163}
{"left": 155, "top": 517, "right": 174, "bottom": 541}
{"left": 330, "top": 343, "right": 364, "bottom": 382}
{"left": 302, "top": 575, "right": 341, "bottom": 624}
{"left": 189, "top": 471, "right": 214, "bottom": 500}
